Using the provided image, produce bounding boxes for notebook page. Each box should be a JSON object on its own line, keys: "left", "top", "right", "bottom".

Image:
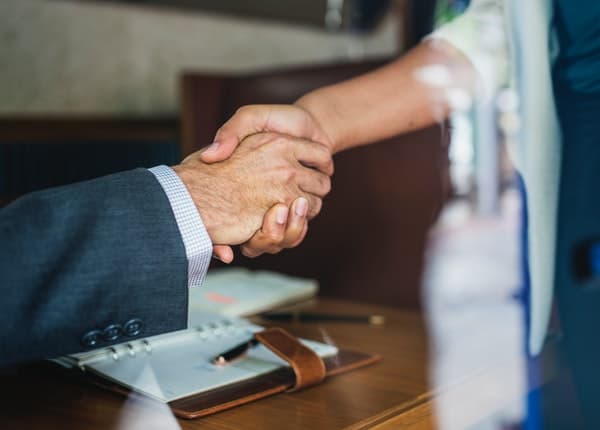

{"left": 189, "top": 268, "right": 318, "bottom": 318}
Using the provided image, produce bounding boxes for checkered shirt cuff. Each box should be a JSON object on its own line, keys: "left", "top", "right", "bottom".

{"left": 148, "top": 165, "right": 213, "bottom": 288}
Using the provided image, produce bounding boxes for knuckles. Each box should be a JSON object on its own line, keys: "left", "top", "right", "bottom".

{"left": 234, "top": 105, "right": 253, "bottom": 119}
{"left": 310, "top": 144, "right": 335, "bottom": 175}
{"left": 276, "top": 165, "right": 299, "bottom": 185}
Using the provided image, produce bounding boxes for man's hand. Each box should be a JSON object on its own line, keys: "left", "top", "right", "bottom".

{"left": 173, "top": 132, "right": 332, "bottom": 252}
{"left": 240, "top": 197, "right": 310, "bottom": 258}
{"left": 198, "top": 104, "right": 335, "bottom": 262}
{"left": 200, "top": 104, "right": 333, "bottom": 164}
{"left": 212, "top": 197, "right": 310, "bottom": 263}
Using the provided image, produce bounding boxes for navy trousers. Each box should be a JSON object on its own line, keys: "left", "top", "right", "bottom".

{"left": 553, "top": 88, "right": 600, "bottom": 429}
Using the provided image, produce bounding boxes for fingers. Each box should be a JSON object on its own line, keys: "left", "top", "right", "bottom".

{"left": 200, "top": 104, "right": 331, "bottom": 164}
{"left": 200, "top": 140, "right": 237, "bottom": 164}
{"left": 241, "top": 198, "right": 309, "bottom": 258}
{"left": 284, "top": 198, "right": 310, "bottom": 245}
{"left": 199, "top": 105, "right": 282, "bottom": 164}
{"left": 289, "top": 221, "right": 309, "bottom": 249}
{"left": 241, "top": 203, "right": 290, "bottom": 258}
{"left": 213, "top": 245, "right": 234, "bottom": 264}
{"left": 299, "top": 193, "right": 322, "bottom": 220}
{"left": 289, "top": 139, "right": 332, "bottom": 218}
{"left": 296, "top": 168, "right": 331, "bottom": 198}
{"left": 291, "top": 139, "right": 334, "bottom": 176}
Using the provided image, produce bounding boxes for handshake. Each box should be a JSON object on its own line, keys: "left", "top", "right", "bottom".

{"left": 173, "top": 104, "right": 335, "bottom": 263}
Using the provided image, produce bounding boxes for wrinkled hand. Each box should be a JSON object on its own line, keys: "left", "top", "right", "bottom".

{"left": 239, "top": 197, "right": 311, "bottom": 259}
{"left": 200, "top": 104, "right": 334, "bottom": 262}
{"left": 173, "top": 132, "right": 332, "bottom": 260}
{"left": 212, "top": 197, "right": 311, "bottom": 263}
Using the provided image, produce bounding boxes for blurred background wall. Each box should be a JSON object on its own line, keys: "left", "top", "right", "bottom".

{"left": 0, "top": 0, "right": 400, "bottom": 115}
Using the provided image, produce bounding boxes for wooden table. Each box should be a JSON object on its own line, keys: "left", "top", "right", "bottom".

{"left": 0, "top": 299, "right": 435, "bottom": 429}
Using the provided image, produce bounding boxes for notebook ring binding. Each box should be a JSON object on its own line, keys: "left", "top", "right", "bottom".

{"left": 108, "top": 347, "right": 119, "bottom": 361}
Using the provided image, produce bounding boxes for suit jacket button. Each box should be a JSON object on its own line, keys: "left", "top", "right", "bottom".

{"left": 124, "top": 318, "right": 144, "bottom": 337}
{"left": 102, "top": 324, "right": 123, "bottom": 342}
{"left": 81, "top": 330, "right": 103, "bottom": 348}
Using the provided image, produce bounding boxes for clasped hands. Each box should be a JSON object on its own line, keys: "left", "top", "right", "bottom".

{"left": 173, "top": 104, "right": 334, "bottom": 263}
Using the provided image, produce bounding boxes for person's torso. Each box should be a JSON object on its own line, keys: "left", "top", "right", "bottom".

{"left": 553, "top": 0, "right": 600, "bottom": 94}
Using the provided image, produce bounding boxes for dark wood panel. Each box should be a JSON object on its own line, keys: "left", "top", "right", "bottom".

{"left": 0, "top": 117, "right": 181, "bottom": 206}
{"left": 0, "top": 117, "right": 178, "bottom": 144}
{"left": 181, "top": 60, "right": 391, "bottom": 156}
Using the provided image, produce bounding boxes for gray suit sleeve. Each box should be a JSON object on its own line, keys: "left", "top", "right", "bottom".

{"left": 0, "top": 168, "right": 190, "bottom": 366}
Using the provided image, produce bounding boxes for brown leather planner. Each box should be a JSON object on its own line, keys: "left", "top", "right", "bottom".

{"left": 58, "top": 327, "right": 380, "bottom": 419}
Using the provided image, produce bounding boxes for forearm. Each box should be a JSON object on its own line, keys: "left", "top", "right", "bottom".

{"left": 295, "top": 39, "right": 477, "bottom": 154}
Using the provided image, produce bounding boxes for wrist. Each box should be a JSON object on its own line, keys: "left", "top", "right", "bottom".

{"left": 171, "top": 163, "right": 227, "bottom": 243}
{"left": 294, "top": 95, "right": 340, "bottom": 155}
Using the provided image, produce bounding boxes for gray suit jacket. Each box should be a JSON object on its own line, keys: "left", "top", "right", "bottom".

{"left": 0, "top": 169, "right": 189, "bottom": 366}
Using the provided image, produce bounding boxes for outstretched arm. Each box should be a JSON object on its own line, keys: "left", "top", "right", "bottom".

{"left": 202, "top": 0, "right": 509, "bottom": 160}
{"left": 205, "top": 0, "right": 509, "bottom": 258}
{"left": 205, "top": 40, "right": 475, "bottom": 261}
{"left": 201, "top": 39, "right": 477, "bottom": 163}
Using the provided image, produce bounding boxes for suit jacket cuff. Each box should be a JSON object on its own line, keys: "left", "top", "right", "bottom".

{"left": 148, "top": 165, "right": 212, "bottom": 288}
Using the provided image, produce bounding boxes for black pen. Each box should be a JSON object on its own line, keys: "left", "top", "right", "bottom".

{"left": 260, "top": 312, "right": 385, "bottom": 325}
{"left": 212, "top": 338, "right": 259, "bottom": 366}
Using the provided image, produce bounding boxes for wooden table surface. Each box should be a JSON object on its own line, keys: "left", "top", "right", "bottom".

{"left": 0, "top": 299, "right": 434, "bottom": 430}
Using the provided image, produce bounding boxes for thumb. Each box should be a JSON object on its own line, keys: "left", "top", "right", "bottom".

{"left": 200, "top": 104, "right": 328, "bottom": 164}
{"left": 199, "top": 136, "right": 239, "bottom": 164}
{"left": 200, "top": 105, "right": 273, "bottom": 164}
{"left": 213, "top": 245, "right": 234, "bottom": 264}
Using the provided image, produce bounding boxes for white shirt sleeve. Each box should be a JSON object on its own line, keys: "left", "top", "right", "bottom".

{"left": 428, "top": 0, "right": 510, "bottom": 99}
{"left": 148, "top": 165, "right": 213, "bottom": 288}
